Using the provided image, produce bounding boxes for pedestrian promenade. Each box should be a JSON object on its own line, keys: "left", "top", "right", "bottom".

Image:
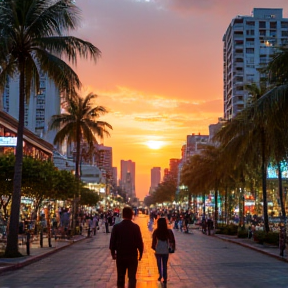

{"left": 0, "top": 215, "right": 287, "bottom": 287}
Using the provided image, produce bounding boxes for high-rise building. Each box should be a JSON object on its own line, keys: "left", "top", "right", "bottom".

{"left": 97, "top": 145, "right": 113, "bottom": 183}
{"left": 150, "top": 167, "right": 161, "bottom": 194}
{"left": 120, "top": 160, "right": 135, "bottom": 198}
{"left": 223, "top": 8, "right": 288, "bottom": 120}
{"left": 2, "top": 74, "right": 61, "bottom": 145}
{"left": 161, "top": 159, "right": 181, "bottom": 186}
{"left": 112, "top": 167, "right": 118, "bottom": 187}
{"left": 185, "top": 133, "right": 209, "bottom": 161}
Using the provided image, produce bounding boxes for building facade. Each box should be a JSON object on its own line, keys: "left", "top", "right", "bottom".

{"left": 0, "top": 111, "right": 53, "bottom": 159}
{"left": 150, "top": 167, "right": 161, "bottom": 194}
{"left": 112, "top": 167, "right": 118, "bottom": 187}
{"left": 2, "top": 74, "right": 61, "bottom": 145}
{"left": 120, "top": 160, "right": 135, "bottom": 198}
{"left": 223, "top": 8, "right": 288, "bottom": 120}
{"left": 96, "top": 145, "right": 113, "bottom": 183}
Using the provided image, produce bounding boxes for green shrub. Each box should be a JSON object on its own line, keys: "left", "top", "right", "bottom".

{"left": 253, "top": 231, "right": 279, "bottom": 245}
{"left": 265, "top": 232, "right": 279, "bottom": 246}
{"left": 237, "top": 227, "right": 248, "bottom": 238}
{"left": 253, "top": 230, "right": 266, "bottom": 244}
{"left": 216, "top": 223, "right": 238, "bottom": 235}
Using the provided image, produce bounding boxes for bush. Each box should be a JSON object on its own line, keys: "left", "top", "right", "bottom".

{"left": 216, "top": 223, "right": 238, "bottom": 235}
{"left": 253, "top": 230, "right": 279, "bottom": 245}
{"left": 253, "top": 230, "right": 266, "bottom": 244}
{"left": 265, "top": 232, "right": 279, "bottom": 246}
{"left": 237, "top": 227, "right": 248, "bottom": 238}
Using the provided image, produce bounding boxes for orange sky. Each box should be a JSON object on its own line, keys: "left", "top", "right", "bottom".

{"left": 74, "top": 0, "right": 288, "bottom": 200}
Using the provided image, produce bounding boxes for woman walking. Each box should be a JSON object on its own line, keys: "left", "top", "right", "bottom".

{"left": 152, "top": 218, "right": 176, "bottom": 285}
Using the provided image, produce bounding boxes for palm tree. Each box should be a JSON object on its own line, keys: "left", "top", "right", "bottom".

{"left": 266, "top": 45, "right": 288, "bottom": 85}
{"left": 50, "top": 92, "right": 112, "bottom": 178}
{"left": 0, "top": 0, "right": 101, "bottom": 257}
{"left": 180, "top": 145, "right": 225, "bottom": 228}
{"left": 49, "top": 92, "right": 112, "bottom": 230}
{"left": 214, "top": 107, "right": 273, "bottom": 232}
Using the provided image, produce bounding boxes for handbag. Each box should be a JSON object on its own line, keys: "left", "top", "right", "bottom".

{"left": 168, "top": 242, "right": 174, "bottom": 253}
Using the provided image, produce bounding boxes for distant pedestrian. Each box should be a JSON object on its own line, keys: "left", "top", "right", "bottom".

{"left": 152, "top": 217, "right": 176, "bottom": 286}
{"left": 104, "top": 215, "right": 110, "bottom": 233}
{"left": 109, "top": 207, "right": 143, "bottom": 288}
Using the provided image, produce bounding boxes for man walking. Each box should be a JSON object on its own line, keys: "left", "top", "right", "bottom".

{"left": 109, "top": 207, "right": 144, "bottom": 288}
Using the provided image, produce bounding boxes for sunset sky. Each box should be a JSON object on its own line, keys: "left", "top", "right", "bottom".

{"left": 74, "top": 0, "right": 288, "bottom": 200}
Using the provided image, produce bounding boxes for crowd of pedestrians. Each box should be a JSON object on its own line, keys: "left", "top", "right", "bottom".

{"left": 148, "top": 208, "right": 197, "bottom": 234}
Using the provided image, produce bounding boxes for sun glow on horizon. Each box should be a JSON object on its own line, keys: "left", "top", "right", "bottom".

{"left": 146, "top": 140, "right": 164, "bottom": 150}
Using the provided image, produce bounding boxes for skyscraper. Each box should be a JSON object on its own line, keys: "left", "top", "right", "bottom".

{"left": 112, "top": 167, "right": 118, "bottom": 187}
{"left": 150, "top": 167, "right": 161, "bottom": 194}
{"left": 2, "top": 74, "right": 60, "bottom": 144}
{"left": 120, "top": 160, "right": 135, "bottom": 198}
{"left": 97, "top": 145, "right": 113, "bottom": 183}
{"left": 223, "top": 8, "right": 288, "bottom": 120}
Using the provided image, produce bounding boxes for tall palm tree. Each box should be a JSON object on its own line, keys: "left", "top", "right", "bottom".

{"left": 213, "top": 106, "right": 272, "bottom": 232}
{"left": 49, "top": 92, "right": 112, "bottom": 180}
{"left": 49, "top": 92, "right": 112, "bottom": 230}
{"left": 0, "top": 0, "right": 100, "bottom": 257}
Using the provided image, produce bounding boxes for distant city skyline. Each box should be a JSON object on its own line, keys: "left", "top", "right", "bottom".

{"left": 73, "top": 1, "right": 288, "bottom": 200}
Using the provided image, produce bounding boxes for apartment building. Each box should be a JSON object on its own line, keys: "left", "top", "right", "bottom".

{"left": 2, "top": 74, "right": 60, "bottom": 145}
{"left": 223, "top": 8, "right": 288, "bottom": 119}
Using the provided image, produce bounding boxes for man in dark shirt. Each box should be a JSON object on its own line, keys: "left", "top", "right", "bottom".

{"left": 109, "top": 207, "right": 143, "bottom": 288}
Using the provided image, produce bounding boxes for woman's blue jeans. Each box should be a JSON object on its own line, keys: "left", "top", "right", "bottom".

{"left": 155, "top": 253, "right": 169, "bottom": 281}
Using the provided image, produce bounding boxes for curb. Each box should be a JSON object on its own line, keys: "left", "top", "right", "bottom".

{"left": 0, "top": 236, "right": 87, "bottom": 275}
{"left": 215, "top": 235, "right": 288, "bottom": 263}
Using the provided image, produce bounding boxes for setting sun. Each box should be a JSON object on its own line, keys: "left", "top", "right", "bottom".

{"left": 146, "top": 140, "right": 164, "bottom": 150}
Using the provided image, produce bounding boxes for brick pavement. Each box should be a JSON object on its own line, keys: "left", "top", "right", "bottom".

{"left": 0, "top": 215, "right": 287, "bottom": 287}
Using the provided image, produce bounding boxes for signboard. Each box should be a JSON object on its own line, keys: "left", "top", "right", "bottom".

{"left": 0, "top": 137, "right": 17, "bottom": 147}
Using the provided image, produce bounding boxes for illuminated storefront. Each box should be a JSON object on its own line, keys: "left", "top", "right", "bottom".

{"left": 0, "top": 111, "right": 53, "bottom": 159}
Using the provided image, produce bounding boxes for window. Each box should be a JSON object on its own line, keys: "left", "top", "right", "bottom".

{"left": 259, "top": 21, "right": 266, "bottom": 28}
{"left": 281, "top": 22, "right": 288, "bottom": 29}
{"left": 270, "top": 22, "right": 277, "bottom": 29}
{"left": 282, "top": 31, "right": 288, "bottom": 37}
{"left": 246, "top": 48, "right": 254, "bottom": 54}
{"left": 259, "top": 30, "right": 266, "bottom": 36}
{"left": 246, "top": 30, "right": 255, "bottom": 36}
{"left": 270, "top": 30, "right": 276, "bottom": 37}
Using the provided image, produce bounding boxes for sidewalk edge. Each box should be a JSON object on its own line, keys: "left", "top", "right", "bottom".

{"left": 0, "top": 236, "right": 87, "bottom": 275}
{"left": 216, "top": 235, "right": 288, "bottom": 263}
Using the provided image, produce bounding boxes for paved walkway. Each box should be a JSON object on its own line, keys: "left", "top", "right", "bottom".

{"left": 0, "top": 215, "right": 287, "bottom": 287}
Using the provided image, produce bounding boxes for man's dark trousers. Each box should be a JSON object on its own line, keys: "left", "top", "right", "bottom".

{"left": 116, "top": 256, "right": 138, "bottom": 288}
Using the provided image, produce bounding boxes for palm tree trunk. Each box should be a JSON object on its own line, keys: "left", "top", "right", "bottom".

{"left": 5, "top": 61, "right": 25, "bottom": 257}
{"left": 225, "top": 186, "right": 228, "bottom": 225}
{"left": 202, "top": 193, "right": 206, "bottom": 216}
{"left": 188, "top": 190, "right": 191, "bottom": 210}
{"left": 261, "top": 130, "right": 269, "bottom": 233}
{"left": 277, "top": 162, "right": 286, "bottom": 218}
{"left": 214, "top": 183, "right": 218, "bottom": 229}
{"left": 72, "top": 125, "right": 81, "bottom": 233}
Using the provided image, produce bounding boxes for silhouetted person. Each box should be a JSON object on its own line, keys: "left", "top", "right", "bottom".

{"left": 152, "top": 217, "right": 176, "bottom": 285}
{"left": 109, "top": 207, "right": 143, "bottom": 288}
